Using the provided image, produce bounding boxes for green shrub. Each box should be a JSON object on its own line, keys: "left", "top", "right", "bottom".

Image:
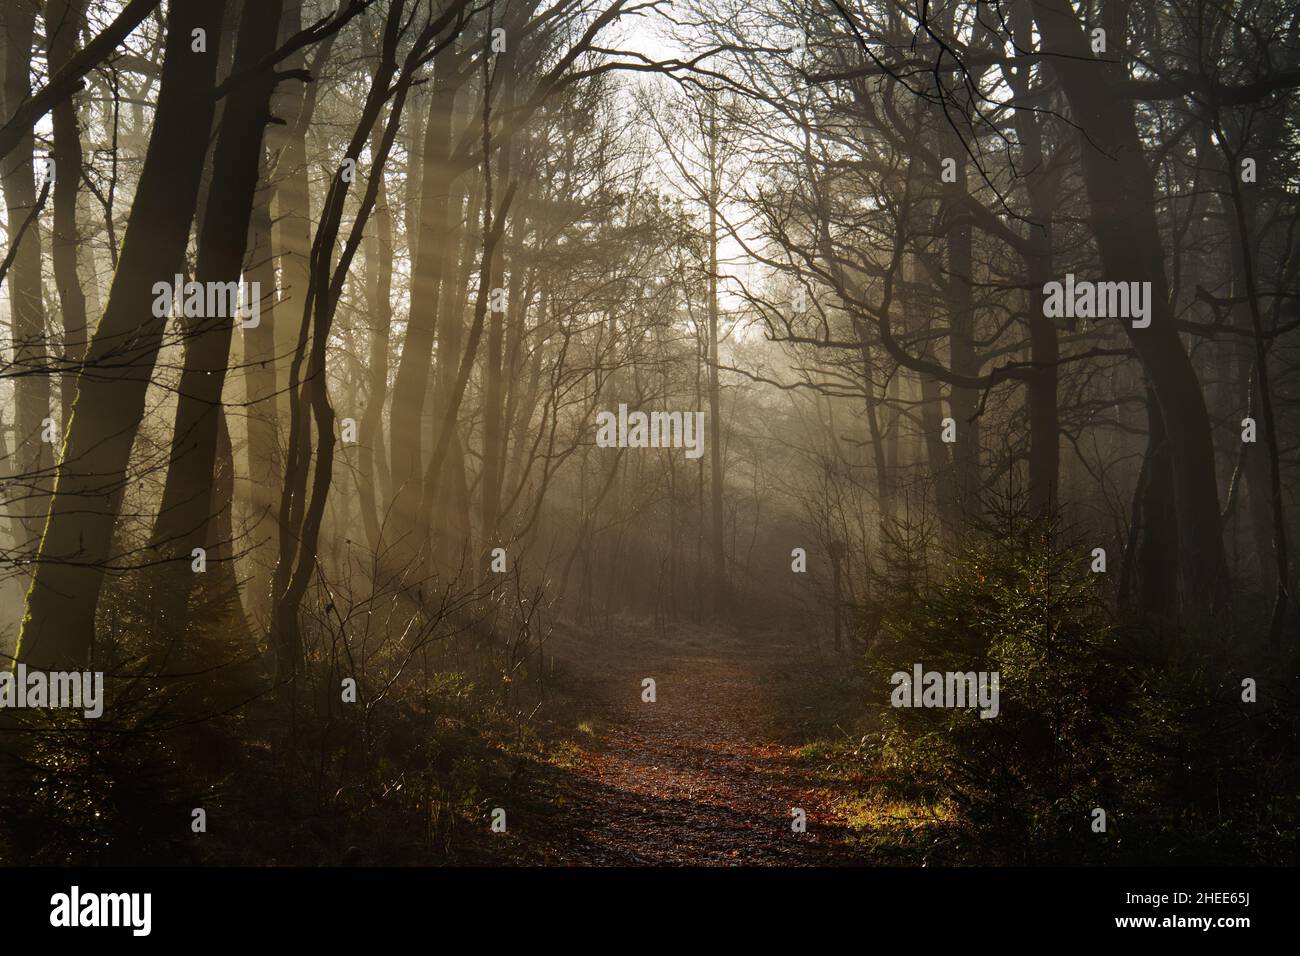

{"left": 864, "top": 501, "right": 1299, "bottom": 864}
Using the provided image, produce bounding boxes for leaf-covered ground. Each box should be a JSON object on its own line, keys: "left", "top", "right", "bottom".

{"left": 484, "top": 624, "right": 882, "bottom": 865}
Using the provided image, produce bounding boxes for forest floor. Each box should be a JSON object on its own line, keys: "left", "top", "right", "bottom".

{"left": 479, "top": 620, "right": 932, "bottom": 865}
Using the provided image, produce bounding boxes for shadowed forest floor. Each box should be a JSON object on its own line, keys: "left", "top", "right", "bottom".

{"left": 484, "top": 624, "right": 890, "bottom": 865}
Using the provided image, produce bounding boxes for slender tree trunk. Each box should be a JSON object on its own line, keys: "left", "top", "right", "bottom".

{"left": 388, "top": 52, "right": 458, "bottom": 570}
{"left": 0, "top": 413, "right": 13, "bottom": 552}
{"left": 884, "top": 372, "right": 900, "bottom": 478}
{"left": 496, "top": 267, "right": 533, "bottom": 519}
{"left": 920, "top": 373, "right": 958, "bottom": 540}
{"left": 416, "top": 145, "right": 519, "bottom": 576}
{"left": 479, "top": 48, "right": 519, "bottom": 554}
{"left": 47, "top": 0, "right": 89, "bottom": 432}
{"left": 1009, "top": 0, "right": 1058, "bottom": 514}
{"left": 1, "top": 2, "right": 53, "bottom": 543}
{"left": 943, "top": 140, "right": 981, "bottom": 510}
{"left": 431, "top": 156, "right": 478, "bottom": 566}
{"left": 855, "top": 332, "right": 890, "bottom": 515}
{"left": 903, "top": 250, "right": 959, "bottom": 538}
{"left": 1221, "top": 133, "right": 1288, "bottom": 642}
{"left": 502, "top": 284, "right": 544, "bottom": 508}
{"left": 1129, "top": 390, "right": 1180, "bottom": 630}
{"left": 358, "top": 126, "right": 394, "bottom": 555}
{"left": 267, "top": 0, "right": 319, "bottom": 434}
{"left": 242, "top": 145, "right": 281, "bottom": 593}
{"left": 706, "top": 105, "right": 726, "bottom": 612}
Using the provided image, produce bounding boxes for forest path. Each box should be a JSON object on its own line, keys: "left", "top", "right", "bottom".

{"left": 512, "top": 623, "right": 858, "bottom": 865}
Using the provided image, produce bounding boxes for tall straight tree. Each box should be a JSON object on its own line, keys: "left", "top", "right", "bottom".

{"left": 267, "top": 0, "right": 320, "bottom": 434}
{"left": 46, "top": 0, "right": 89, "bottom": 431}
{"left": 0, "top": 1, "right": 53, "bottom": 543}
{"left": 150, "top": 0, "right": 286, "bottom": 591}
{"left": 704, "top": 96, "right": 726, "bottom": 611}
{"left": 242, "top": 145, "right": 281, "bottom": 588}
{"left": 1006, "top": 0, "right": 1059, "bottom": 514}
{"left": 357, "top": 124, "right": 395, "bottom": 555}
{"left": 479, "top": 40, "right": 518, "bottom": 553}
{"left": 17, "top": 0, "right": 227, "bottom": 670}
{"left": 388, "top": 48, "right": 460, "bottom": 570}
{"left": 1031, "top": 0, "right": 1231, "bottom": 621}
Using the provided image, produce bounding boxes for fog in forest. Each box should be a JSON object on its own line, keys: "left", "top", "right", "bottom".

{"left": 0, "top": 0, "right": 1296, "bottom": 867}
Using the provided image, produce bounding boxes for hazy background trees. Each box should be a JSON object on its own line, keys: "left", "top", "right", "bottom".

{"left": 0, "top": 0, "right": 1296, "bottom": 864}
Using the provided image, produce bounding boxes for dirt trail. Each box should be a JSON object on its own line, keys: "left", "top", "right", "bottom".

{"left": 513, "top": 625, "right": 856, "bottom": 865}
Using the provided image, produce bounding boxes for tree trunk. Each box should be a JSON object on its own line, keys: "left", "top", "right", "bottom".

{"left": 388, "top": 52, "right": 459, "bottom": 570}
{"left": 1221, "top": 132, "right": 1288, "bottom": 642}
{"left": 1128, "top": 390, "right": 1180, "bottom": 631}
{"left": 942, "top": 139, "right": 981, "bottom": 510}
{"left": 706, "top": 105, "right": 727, "bottom": 612}
{"left": 267, "top": 0, "right": 318, "bottom": 434}
{"left": 479, "top": 198, "right": 520, "bottom": 550}
{"left": 1008, "top": 0, "right": 1058, "bottom": 514}
{"left": 431, "top": 169, "right": 477, "bottom": 566}
{"left": 270, "top": 4, "right": 419, "bottom": 677}
{"left": 17, "top": 0, "right": 227, "bottom": 670}
{"left": 479, "top": 48, "right": 520, "bottom": 555}
{"left": 150, "top": 0, "right": 285, "bottom": 583}
{"left": 357, "top": 125, "right": 394, "bottom": 555}
{"left": 1032, "top": 0, "right": 1230, "bottom": 622}
{"left": 1, "top": 2, "right": 53, "bottom": 544}
{"left": 46, "top": 0, "right": 89, "bottom": 432}
{"left": 242, "top": 144, "right": 281, "bottom": 595}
